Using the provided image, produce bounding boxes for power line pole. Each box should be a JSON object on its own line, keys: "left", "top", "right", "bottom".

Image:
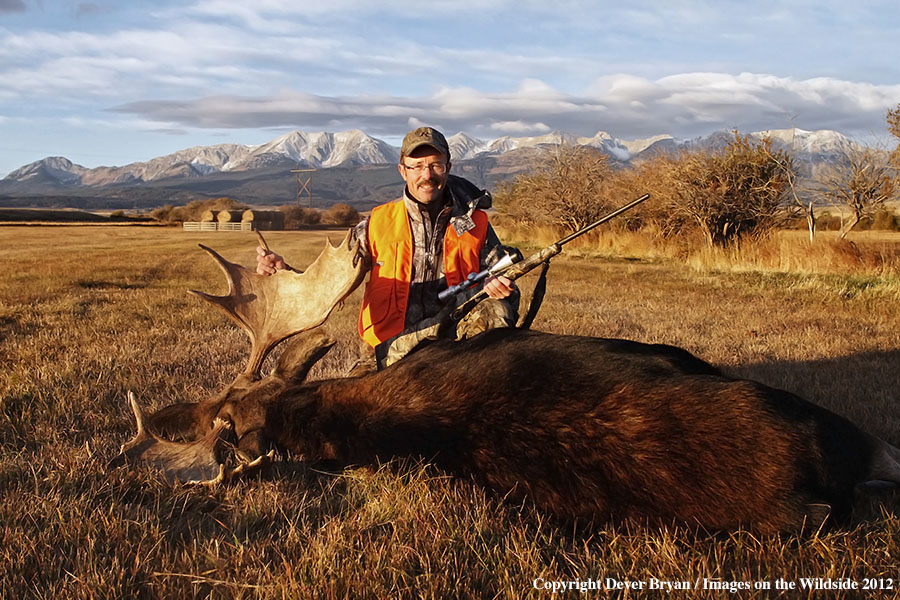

{"left": 292, "top": 168, "right": 316, "bottom": 208}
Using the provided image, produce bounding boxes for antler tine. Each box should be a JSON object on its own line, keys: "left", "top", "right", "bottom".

{"left": 189, "top": 229, "right": 366, "bottom": 379}
{"left": 111, "top": 392, "right": 230, "bottom": 484}
{"left": 256, "top": 229, "right": 271, "bottom": 253}
{"left": 127, "top": 390, "right": 148, "bottom": 437}
{"left": 190, "top": 244, "right": 257, "bottom": 327}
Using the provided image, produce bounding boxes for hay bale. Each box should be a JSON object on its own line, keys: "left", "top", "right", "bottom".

{"left": 242, "top": 210, "right": 285, "bottom": 230}
{"left": 200, "top": 209, "right": 218, "bottom": 222}
{"left": 217, "top": 210, "right": 244, "bottom": 223}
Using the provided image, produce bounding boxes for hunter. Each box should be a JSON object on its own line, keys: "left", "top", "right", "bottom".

{"left": 257, "top": 126, "right": 519, "bottom": 368}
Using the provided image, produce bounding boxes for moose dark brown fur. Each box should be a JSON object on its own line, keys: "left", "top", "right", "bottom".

{"left": 198, "top": 328, "right": 896, "bottom": 532}
{"left": 115, "top": 232, "right": 900, "bottom": 533}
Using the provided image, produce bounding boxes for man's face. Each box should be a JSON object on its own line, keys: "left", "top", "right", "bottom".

{"left": 399, "top": 146, "right": 451, "bottom": 205}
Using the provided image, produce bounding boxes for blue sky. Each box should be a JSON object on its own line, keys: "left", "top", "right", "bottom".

{"left": 1, "top": 0, "right": 899, "bottom": 177}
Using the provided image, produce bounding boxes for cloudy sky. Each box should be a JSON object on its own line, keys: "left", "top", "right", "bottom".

{"left": 2, "top": 0, "right": 899, "bottom": 177}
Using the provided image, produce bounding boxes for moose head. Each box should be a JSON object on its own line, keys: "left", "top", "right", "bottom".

{"left": 112, "top": 231, "right": 365, "bottom": 483}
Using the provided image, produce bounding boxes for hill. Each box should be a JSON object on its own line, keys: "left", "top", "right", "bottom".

{"left": 0, "top": 208, "right": 153, "bottom": 223}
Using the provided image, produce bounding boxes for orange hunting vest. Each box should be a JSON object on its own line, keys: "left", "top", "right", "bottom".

{"left": 358, "top": 199, "right": 489, "bottom": 347}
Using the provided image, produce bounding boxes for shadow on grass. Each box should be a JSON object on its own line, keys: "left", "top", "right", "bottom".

{"left": 76, "top": 279, "right": 147, "bottom": 290}
{"left": 728, "top": 348, "right": 900, "bottom": 438}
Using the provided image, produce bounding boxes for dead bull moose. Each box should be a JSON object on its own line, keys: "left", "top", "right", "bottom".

{"left": 113, "top": 232, "right": 900, "bottom": 532}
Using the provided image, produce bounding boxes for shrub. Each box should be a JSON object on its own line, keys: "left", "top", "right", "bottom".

{"left": 321, "top": 203, "right": 360, "bottom": 226}
{"left": 870, "top": 209, "right": 900, "bottom": 231}
{"left": 494, "top": 145, "right": 614, "bottom": 232}
{"left": 654, "top": 133, "right": 794, "bottom": 247}
{"left": 495, "top": 133, "right": 796, "bottom": 248}
{"left": 814, "top": 211, "right": 843, "bottom": 231}
{"left": 151, "top": 197, "right": 247, "bottom": 224}
{"left": 279, "top": 205, "right": 322, "bottom": 229}
{"left": 816, "top": 147, "right": 898, "bottom": 238}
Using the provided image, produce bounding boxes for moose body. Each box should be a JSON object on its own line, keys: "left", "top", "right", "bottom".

{"left": 217, "top": 328, "right": 890, "bottom": 532}
{"left": 116, "top": 233, "right": 900, "bottom": 533}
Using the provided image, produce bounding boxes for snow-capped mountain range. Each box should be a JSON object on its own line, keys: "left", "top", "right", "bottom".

{"left": 2, "top": 127, "right": 859, "bottom": 190}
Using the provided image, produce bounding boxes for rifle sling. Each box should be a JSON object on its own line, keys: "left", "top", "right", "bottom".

{"left": 517, "top": 260, "right": 550, "bottom": 330}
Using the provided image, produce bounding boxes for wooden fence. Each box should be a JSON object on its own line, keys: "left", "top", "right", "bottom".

{"left": 183, "top": 221, "right": 251, "bottom": 231}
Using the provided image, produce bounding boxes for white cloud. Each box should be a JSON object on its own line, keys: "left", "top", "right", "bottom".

{"left": 107, "top": 74, "right": 900, "bottom": 142}
{"left": 490, "top": 121, "right": 551, "bottom": 134}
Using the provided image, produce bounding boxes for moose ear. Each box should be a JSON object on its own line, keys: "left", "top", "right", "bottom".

{"left": 272, "top": 329, "right": 336, "bottom": 383}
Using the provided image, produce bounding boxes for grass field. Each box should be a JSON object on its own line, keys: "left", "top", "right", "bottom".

{"left": 2, "top": 226, "right": 900, "bottom": 599}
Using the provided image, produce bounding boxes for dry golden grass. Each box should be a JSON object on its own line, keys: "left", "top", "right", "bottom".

{"left": 2, "top": 225, "right": 900, "bottom": 599}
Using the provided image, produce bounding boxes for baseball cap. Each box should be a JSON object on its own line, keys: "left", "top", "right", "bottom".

{"left": 401, "top": 127, "right": 451, "bottom": 159}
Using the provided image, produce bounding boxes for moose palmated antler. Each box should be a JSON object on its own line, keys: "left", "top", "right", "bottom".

{"left": 190, "top": 230, "right": 366, "bottom": 377}
{"left": 110, "top": 392, "right": 231, "bottom": 484}
{"left": 112, "top": 230, "right": 364, "bottom": 484}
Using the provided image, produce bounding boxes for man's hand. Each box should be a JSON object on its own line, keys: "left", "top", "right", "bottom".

{"left": 256, "top": 245, "right": 285, "bottom": 276}
{"left": 483, "top": 274, "right": 515, "bottom": 300}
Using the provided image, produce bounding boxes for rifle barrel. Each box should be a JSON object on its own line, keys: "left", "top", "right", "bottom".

{"left": 449, "top": 192, "right": 650, "bottom": 322}
{"left": 555, "top": 193, "right": 650, "bottom": 246}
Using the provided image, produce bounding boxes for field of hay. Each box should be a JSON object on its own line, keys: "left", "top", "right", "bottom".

{"left": 2, "top": 225, "right": 899, "bottom": 599}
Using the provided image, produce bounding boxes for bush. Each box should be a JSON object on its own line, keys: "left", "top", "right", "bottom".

{"left": 494, "top": 145, "right": 614, "bottom": 232}
{"left": 495, "top": 133, "right": 796, "bottom": 248}
{"left": 816, "top": 146, "right": 898, "bottom": 238}
{"left": 814, "top": 211, "right": 843, "bottom": 231}
{"left": 653, "top": 133, "right": 794, "bottom": 247}
{"left": 870, "top": 209, "right": 900, "bottom": 231}
{"left": 279, "top": 205, "right": 322, "bottom": 229}
{"left": 321, "top": 203, "right": 360, "bottom": 226}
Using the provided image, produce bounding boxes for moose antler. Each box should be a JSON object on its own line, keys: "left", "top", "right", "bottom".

{"left": 110, "top": 392, "right": 231, "bottom": 484}
{"left": 112, "top": 230, "right": 365, "bottom": 483}
{"left": 190, "top": 230, "right": 365, "bottom": 377}
{"left": 111, "top": 392, "right": 274, "bottom": 484}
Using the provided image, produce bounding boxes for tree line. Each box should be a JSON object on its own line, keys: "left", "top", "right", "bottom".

{"left": 495, "top": 106, "right": 900, "bottom": 248}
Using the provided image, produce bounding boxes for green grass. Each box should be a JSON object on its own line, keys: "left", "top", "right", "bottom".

{"left": 2, "top": 226, "right": 900, "bottom": 599}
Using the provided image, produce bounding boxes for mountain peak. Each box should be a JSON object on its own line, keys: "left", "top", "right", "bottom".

{"left": 1, "top": 126, "right": 859, "bottom": 190}
{"left": 6, "top": 156, "right": 85, "bottom": 186}
{"left": 242, "top": 129, "right": 398, "bottom": 169}
{"left": 751, "top": 128, "right": 857, "bottom": 155}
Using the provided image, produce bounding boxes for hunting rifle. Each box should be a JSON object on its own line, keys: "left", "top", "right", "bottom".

{"left": 446, "top": 193, "right": 650, "bottom": 321}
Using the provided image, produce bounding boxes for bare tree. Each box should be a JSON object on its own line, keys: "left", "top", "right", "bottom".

{"left": 888, "top": 104, "right": 900, "bottom": 168}
{"left": 762, "top": 130, "right": 817, "bottom": 242}
{"left": 661, "top": 133, "right": 793, "bottom": 248}
{"left": 817, "top": 147, "right": 898, "bottom": 239}
{"left": 495, "top": 144, "right": 613, "bottom": 232}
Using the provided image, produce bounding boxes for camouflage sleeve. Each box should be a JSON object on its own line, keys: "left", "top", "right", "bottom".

{"left": 479, "top": 223, "right": 521, "bottom": 314}
{"left": 352, "top": 215, "right": 373, "bottom": 269}
{"left": 480, "top": 224, "right": 523, "bottom": 269}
